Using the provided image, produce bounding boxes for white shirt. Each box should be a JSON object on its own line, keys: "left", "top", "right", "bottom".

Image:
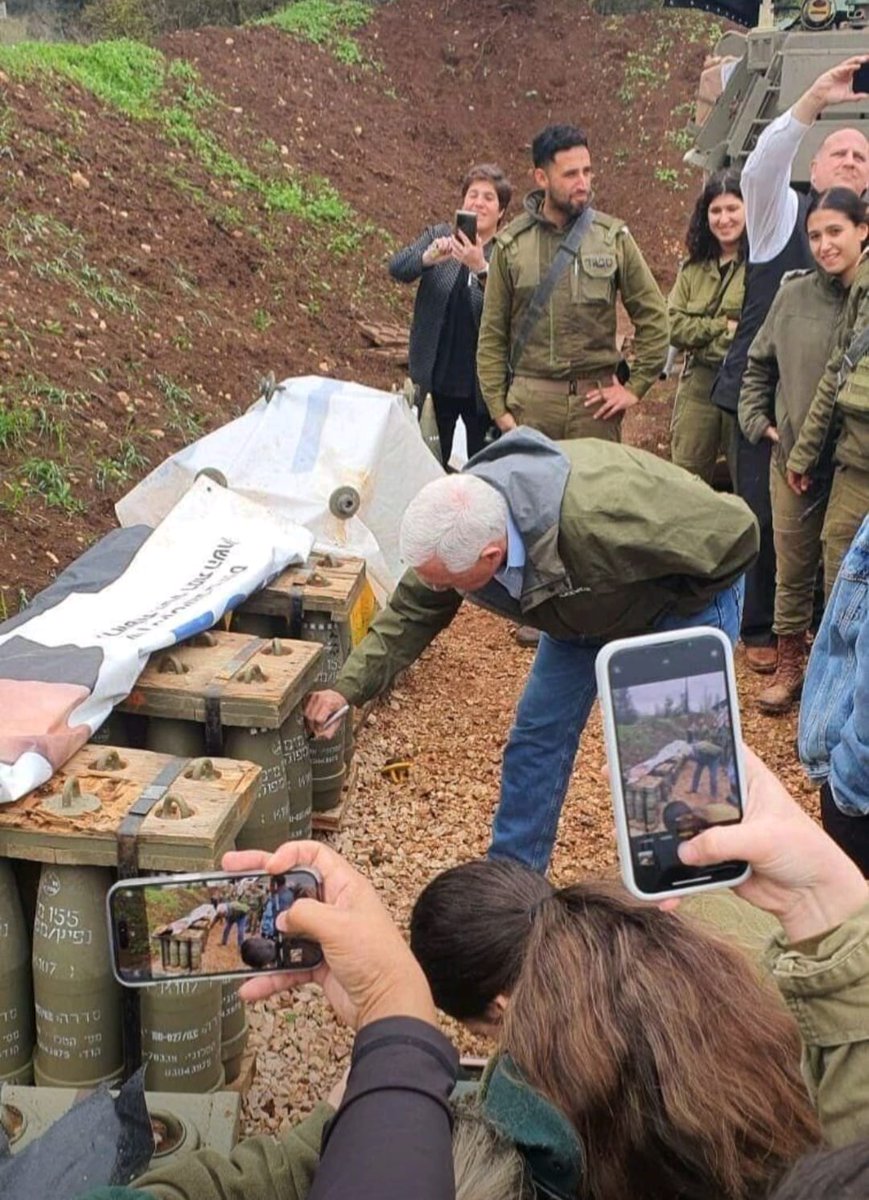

{"left": 741, "top": 108, "right": 810, "bottom": 264}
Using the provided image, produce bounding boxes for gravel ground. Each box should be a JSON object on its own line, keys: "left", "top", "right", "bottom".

{"left": 241, "top": 604, "right": 812, "bottom": 1136}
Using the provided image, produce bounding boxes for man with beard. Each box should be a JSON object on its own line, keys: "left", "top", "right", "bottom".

{"left": 476, "top": 123, "right": 668, "bottom": 445}
{"left": 719, "top": 56, "right": 869, "bottom": 675}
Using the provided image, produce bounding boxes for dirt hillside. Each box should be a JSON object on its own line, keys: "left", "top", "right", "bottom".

{"left": 0, "top": 0, "right": 722, "bottom": 609}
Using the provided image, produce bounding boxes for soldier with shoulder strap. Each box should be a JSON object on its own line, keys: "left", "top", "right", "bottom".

{"left": 476, "top": 123, "right": 668, "bottom": 445}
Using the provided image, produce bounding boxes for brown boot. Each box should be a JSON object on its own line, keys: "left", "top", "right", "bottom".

{"left": 744, "top": 643, "right": 778, "bottom": 674}
{"left": 757, "top": 634, "right": 806, "bottom": 714}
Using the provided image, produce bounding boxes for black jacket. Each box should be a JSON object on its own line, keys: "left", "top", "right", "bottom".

{"left": 389, "top": 223, "right": 490, "bottom": 410}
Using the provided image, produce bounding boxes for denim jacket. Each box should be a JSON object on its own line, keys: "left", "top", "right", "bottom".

{"left": 799, "top": 514, "right": 869, "bottom": 816}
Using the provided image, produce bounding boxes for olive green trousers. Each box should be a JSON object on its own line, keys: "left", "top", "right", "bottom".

{"left": 506, "top": 376, "right": 623, "bottom": 443}
{"left": 769, "top": 459, "right": 826, "bottom": 636}
{"left": 670, "top": 388, "right": 736, "bottom": 487}
{"left": 823, "top": 464, "right": 869, "bottom": 599}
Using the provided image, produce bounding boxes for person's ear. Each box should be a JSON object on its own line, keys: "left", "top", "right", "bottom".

{"left": 533, "top": 165, "right": 548, "bottom": 191}
{"left": 484, "top": 994, "right": 509, "bottom": 1025}
{"left": 479, "top": 543, "right": 504, "bottom": 572}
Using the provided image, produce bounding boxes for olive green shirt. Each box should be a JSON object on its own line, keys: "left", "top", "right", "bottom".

{"left": 333, "top": 438, "right": 757, "bottom": 706}
{"left": 739, "top": 267, "right": 849, "bottom": 464}
{"left": 131, "top": 1102, "right": 331, "bottom": 1200}
{"left": 477, "top": 192, "right": 669, "bottom": 419}
{"left": 788, "top": 250, "right": 869, "bottom": 476}
{"left": 765, "top": 900, "right": 869, "bottom": 1148}
{"left": 669, "top": 257, "right": 745, "bottom": 408}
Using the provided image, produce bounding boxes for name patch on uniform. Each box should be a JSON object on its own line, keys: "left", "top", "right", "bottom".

{"left": 582, "top": 253, "right": 616, "bottom": 278}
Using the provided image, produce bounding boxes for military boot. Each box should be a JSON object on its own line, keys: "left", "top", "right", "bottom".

{"left": 757, "top": 633, "right": 806, "bottom": 715}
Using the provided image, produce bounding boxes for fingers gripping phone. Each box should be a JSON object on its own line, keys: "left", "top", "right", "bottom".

{"left": 107, "top": 868, "right": 323, "bottom": 986}
{"left": 455, "top": 209, "right": 478, "bottom": 243}
{"left": 596, "top": 627, "right": 750, "bottom": 900}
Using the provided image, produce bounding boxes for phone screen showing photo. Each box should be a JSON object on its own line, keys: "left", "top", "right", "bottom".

{"left": 607, "top": 634, "right": 746, "bottom": 895}
{"left": 110, "top": 870, "right": 322, "bottom": 984}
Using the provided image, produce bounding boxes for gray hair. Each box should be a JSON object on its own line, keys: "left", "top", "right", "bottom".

{"left": 453, "top": 1109, "right": 532, "bottom": 1200}
{"left": 399, "top": 474, "right": 508, "bottom": 573}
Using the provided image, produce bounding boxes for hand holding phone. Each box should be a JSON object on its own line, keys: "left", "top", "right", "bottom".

{"left": 671, "top": 745, "right": 868, "bottom": 939}
{"left": 853, "top": 59, "right": 869, "bottom": 97}
{"left": 107, "top": 868, "right": 323, "bottom": 986}
{"left": 224, "top": 841, "right": 436, "bottom": 1030}
{"left": 596, "top": 627, "right": 750, "bottom": 900}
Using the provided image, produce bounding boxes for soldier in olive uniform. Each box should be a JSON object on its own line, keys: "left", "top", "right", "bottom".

{"left": 788, "top": 244, "right": 869, "bottom": 592}
{"left": 477, "top": 124, "right": 669, "bottom": 442}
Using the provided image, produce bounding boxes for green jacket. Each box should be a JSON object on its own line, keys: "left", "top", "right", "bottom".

{"left": 476, "top": 191, "right": 668, "bottom": 419}
{"left": 765, "top": 900, "right": 869, "bottom": 1148}
{"left": 669, "top": 257, "right": 745, "bottom": 408}
{"left": 129, "top": 1101, "right": 331, "bottom": 1200}
{"left": 788, "top": 250, "right": 869, "bottom": 475}
{"left": 739, "top": 267, "right": 849, "bottom": 465}
{"left": 334, "top": 430, "right": 758, "bottom": 706}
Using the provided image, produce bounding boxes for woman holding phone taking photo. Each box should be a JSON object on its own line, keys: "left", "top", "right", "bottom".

{"left": 389, "top": 163, "right": 512, "bottom": 465}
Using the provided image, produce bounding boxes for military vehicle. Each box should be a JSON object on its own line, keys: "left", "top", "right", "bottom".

{"left": 676, "top": 0, "right": 869, "bottom": 186}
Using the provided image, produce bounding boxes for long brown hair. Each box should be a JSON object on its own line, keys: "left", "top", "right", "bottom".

{"left": 504, "top": 882, "right": 821, "bottom": 1200}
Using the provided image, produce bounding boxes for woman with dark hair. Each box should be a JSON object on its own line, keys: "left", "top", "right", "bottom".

{"left": 788, "top": 191, "right": 869, "bottom": 595}
{"left": 668, "top": 169, "right": 747, "bottom": 485}
{"left": 388, "top": 163, "right": 512, "bottom": 465}
{"left": 739, "top": 188, "right": 868, "bottom": 715}
{"left": 412, "top": 852, "right": 822, "bottom": 1200}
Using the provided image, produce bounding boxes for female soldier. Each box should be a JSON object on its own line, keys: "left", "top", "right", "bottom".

{"left": 739, "top": 188, "right": 868, "bottom": 714}
{"left": 668, "top": 169, "right": 747, "bottom": 485}
{"left": 388, "top": 164, "right": 512, "bottom": 465}
{"left": 787, "top": 192, "right": 869, "bottom": 598}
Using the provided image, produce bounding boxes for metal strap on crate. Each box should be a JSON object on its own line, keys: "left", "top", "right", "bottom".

{"left": 116, "top": 753, "right": 189, "bottom": 1080}
{"left": 203, "top": 636, "right": 265, "bottom": 755}
{"left": 288, "top": 585, "right": 305, "bottom": 639}
{"left": 116, "top": 755, "right": 189, "bottom": 878}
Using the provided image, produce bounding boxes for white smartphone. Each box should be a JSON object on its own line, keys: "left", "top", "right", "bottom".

{"left": 106, "top": 867, "right": 323, "bottom": 987}
{"left": 595, "top": 626, "right": 750, "bottom": 901}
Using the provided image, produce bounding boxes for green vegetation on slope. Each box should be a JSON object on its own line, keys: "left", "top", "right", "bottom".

{"left": 258, "top": 0, "right": 373, "bottom": 65}
{"left": 0, "top": 36, "right": 358, "bottom": 229}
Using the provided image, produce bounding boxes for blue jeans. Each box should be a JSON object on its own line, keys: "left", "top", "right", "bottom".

{"left": 489, "top": 578, "right": 745, "bottom": 872}
{"left": 221, "top": 913, "right": 247, "bottom": 947}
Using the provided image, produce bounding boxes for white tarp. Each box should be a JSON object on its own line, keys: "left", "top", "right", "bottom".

{"left": 0, "top": 478, "right": 312, "bottom": 801}
{"left": 116, "top": 376, "right": 444, "bottom": 595}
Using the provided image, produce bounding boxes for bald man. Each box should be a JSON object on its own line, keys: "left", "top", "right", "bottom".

{"left": 712, "top": 55, "right": 869, "bottom": 677}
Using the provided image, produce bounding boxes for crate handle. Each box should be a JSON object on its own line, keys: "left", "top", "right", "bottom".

{"left": 184, "top": 757, "right": 221, "bottom": 781}
{"left": 188, "top": 631, "right": 218, "bottom": 647}
{"left": 155, "top": 794, "right": 193, "bottom": 819}
{"left": 92, "top": 749, "right": 126, "bottom": 771}
{"left": 236, "top": 663, "right": 267, "bottom": 684}
{"left": 158, "top": 653, "right": 189, "bottom": 674}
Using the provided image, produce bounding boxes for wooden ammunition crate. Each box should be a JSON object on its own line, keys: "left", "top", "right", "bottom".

{"left": 238, "top": 555, "right": 369, "bottom": 624}
{"left": 0, "top": 744, "right": 261, "bottom": 870}
{"left": 119, "top": 631, "right": 323, "bottom": 730}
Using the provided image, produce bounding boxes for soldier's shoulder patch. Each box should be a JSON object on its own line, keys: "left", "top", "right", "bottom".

{"left": 496, "top": 212, "right": 535, "bottom": 248}
{"left": 591, "top": 211, "right": 627, "bottom": 242}
{"left": 779, "top": 268, "right": 813, "bottom": 286}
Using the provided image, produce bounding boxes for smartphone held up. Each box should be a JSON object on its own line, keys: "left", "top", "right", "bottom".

{"left": 596, "top": 627, "right": 750, "bottom": 901}
{"left": 107, "top": 868, "right": 323, "bottom": 987}
{"left": 454, "top": 209, "right": 478, "bottom": 244}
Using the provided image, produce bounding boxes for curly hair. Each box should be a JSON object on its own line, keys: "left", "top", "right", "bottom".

{"left": 685, "top": 168, "right": 747, "bottom": 264}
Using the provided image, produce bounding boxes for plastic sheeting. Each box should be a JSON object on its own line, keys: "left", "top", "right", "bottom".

{"left": 116, "top": 376, "right": 444, "bottom": 596}
{"left": 0, "top": 478, "right": 312, "bottom": 802}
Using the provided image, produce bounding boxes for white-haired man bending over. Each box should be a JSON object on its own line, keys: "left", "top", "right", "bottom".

{"left": 304, "top": 429, "right": 758, "bottom": 873}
